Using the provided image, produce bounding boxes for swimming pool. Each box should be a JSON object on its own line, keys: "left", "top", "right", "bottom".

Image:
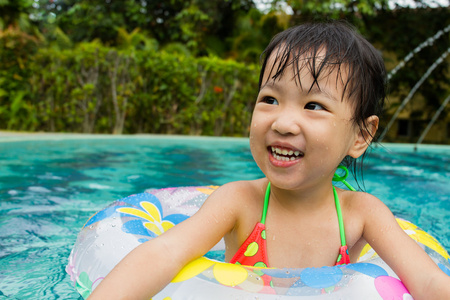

{"left": 0, "top": 134, "right": 448, "bottom": 299}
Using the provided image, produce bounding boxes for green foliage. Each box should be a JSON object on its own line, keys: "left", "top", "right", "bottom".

{"left": 6, "top": 90, "right": 38, "bottom": 130}
{"left": 116, "top": 28, "right": 158, "bottom": 52}
{"left": 1, "top": 0, "right": 448, "bottom": 140}
{"left": 28, "top": 0, "right": 255, "bottom": 57}
{"left": 230, "top": 8, "right": 288, "bottom": 62}
{"left": 0, "top": 19, "right": 40, "bottom": 131}
{"left": 0, "top": 0, "right": 35, "bottom": 30}
{"left": 5, "top": 41, "right": 259, "bottom": 135}
{"left": 174, "top": 4, "right": 212, "bottom": 53}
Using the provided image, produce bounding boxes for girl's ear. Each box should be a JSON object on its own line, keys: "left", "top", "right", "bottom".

{"left": 348, "top": 115, "right": 379, "bottom": 158}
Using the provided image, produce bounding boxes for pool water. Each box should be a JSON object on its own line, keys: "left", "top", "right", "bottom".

{"left": 0, "top": 135, "right": 448, "bottom": 299}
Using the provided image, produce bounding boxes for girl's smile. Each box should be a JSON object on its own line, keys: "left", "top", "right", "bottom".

{"left": 268, "top": 145, "right": 304, "bottom": 167}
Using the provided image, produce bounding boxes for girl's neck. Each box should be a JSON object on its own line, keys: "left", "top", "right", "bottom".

{"left": 268, "top": 181, "right": 336, "bottom": 213}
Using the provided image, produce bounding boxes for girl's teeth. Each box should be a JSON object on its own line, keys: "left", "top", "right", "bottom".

{"left": 273, "top": 154, "right": 298, "bottom": 161}
{"left": 271, "top": 147, "right": 302, "bottom": 158}
{"left": 274, "top": 154, "right": 291, "bottom": 161}
{"left": 271, "top": 146, "right": 303, "bottom": 163}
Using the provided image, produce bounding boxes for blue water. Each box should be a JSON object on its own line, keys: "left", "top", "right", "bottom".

{"left": 0, "top": 135, "right": 448, "bottom": 299}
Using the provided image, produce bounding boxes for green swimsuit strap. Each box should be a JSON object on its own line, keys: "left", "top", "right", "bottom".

{"left": 333, "top": 186, "right": 347, "bottom": 247}
{"left": 261, "top": 182, "right": 270, "bottom": 225}
{"left": 332, "top": 165, "right": 357, "bottom": 247}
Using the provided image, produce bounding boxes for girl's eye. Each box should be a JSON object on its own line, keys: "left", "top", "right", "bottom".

{"left": 305, "top": 102, "right": 324, "bottom": 110}
{"left": 261, "top": 97, "right": 279, "bottom": 105}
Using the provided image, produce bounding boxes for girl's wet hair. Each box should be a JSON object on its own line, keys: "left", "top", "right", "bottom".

{"left": 259, "top": 20, "right": 387, "bottom": 188}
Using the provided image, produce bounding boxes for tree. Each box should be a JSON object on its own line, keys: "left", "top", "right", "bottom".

{"left": 32, "top": 0, "right": 255, "bottom": 56}
{"left": 228, "top": 8, "right": 289, "bottom": 62}
{"left": 0, "top": 0, "right": 42, "bottom": 131}
{"left": 0, "top": 0, "right": 36, "bottom": 30}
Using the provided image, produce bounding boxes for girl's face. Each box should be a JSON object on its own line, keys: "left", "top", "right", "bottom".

{"left": 249, "top": 53, "right": 369, "bottom": 191}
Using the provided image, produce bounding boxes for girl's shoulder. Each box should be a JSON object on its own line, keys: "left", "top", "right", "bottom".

{"left": 340, "top": 188, "right": 379, "bottom": 203}
{"left": 211, "top": 179, "right": 268, "bottom": 206}
{"left": 205, "top": 179, "right": 268, "bottom": 221}
{"left": 340, "top": 188, "right": 392, "bottom": 218}
{"left": 213, "top": 179, "right": 267, "bottom": 196}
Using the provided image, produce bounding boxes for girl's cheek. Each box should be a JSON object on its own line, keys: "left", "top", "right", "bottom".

{"left": 249, "top": 119, "right": 260, "bottom": 137}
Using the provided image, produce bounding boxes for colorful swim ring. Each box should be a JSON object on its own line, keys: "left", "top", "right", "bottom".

{"left": 67, "top": 186, "right": 450, "bottom": 299}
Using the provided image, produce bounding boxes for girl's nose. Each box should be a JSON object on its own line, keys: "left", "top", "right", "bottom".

{"left": 271, "top": 112, "right": 302, "bottom": 136}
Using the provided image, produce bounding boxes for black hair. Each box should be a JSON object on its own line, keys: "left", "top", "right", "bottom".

{"left": 259, "top": 20, "right": 387, "bottom": 188}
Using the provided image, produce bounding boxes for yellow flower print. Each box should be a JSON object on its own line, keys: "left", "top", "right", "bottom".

{"left": 397, "top": 219, "right": 450, "bottom": 260}
{"left": 172, "top": 257, "right": 264, "bottom": 291}
{"left": 196, "top": 185, "right": 219, "bottom": 195}
{"left": 118, "top": 201, "right": 175, "bottom": 236}
{"left": 358, "top": 218, "right": 450, "bottom": 262}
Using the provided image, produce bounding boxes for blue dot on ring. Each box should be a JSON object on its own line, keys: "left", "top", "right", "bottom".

{"left": 261, "top": 268, "right": 302, "bottom": 278}
{"left": 301, "top": 266, "right": 343, "bottom": 288}
{"left": 346, "top": 263, "right": 388, "bottom": 278}
{"left": 438, "top": 263, "right": 450, "bottom": 276}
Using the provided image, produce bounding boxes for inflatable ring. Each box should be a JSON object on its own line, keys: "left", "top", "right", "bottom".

{"left": 66, "top": 186, "right": 450, "bottom": 299}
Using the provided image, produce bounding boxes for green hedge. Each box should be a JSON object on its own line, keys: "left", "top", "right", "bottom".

{"left": 0, "top": 41, "right": 259, "bottom": 136}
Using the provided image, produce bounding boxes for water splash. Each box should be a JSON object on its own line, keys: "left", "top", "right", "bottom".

{"left": 387, "top": 24, "right": 450, "bottom": 81}
{"left": 379, "top": 47, "right": 450, "bottom": 143}
{"left": 414, "top": 93, "right": 450, "bottom": 149}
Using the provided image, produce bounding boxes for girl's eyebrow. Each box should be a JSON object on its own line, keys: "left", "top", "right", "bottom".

{"left": 259, "top": 80, "right": 282, "bottom": 92}
{"left": 307, "top": 86, "right": 339, "bottom": 102}
{"left": 260, "top": 79, "right": 340, "bottom": 103}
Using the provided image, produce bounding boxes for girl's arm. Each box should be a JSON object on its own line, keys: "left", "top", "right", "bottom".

{"left": 361, "top": 194, "right": 450, "bottom": 300}
{"left": 88, "top": 183, "right": 242, "bottom": 300}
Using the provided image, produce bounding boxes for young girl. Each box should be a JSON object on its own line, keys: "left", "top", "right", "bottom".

{"left": 89, "top": 21, "right": 450, "bottom": 299}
